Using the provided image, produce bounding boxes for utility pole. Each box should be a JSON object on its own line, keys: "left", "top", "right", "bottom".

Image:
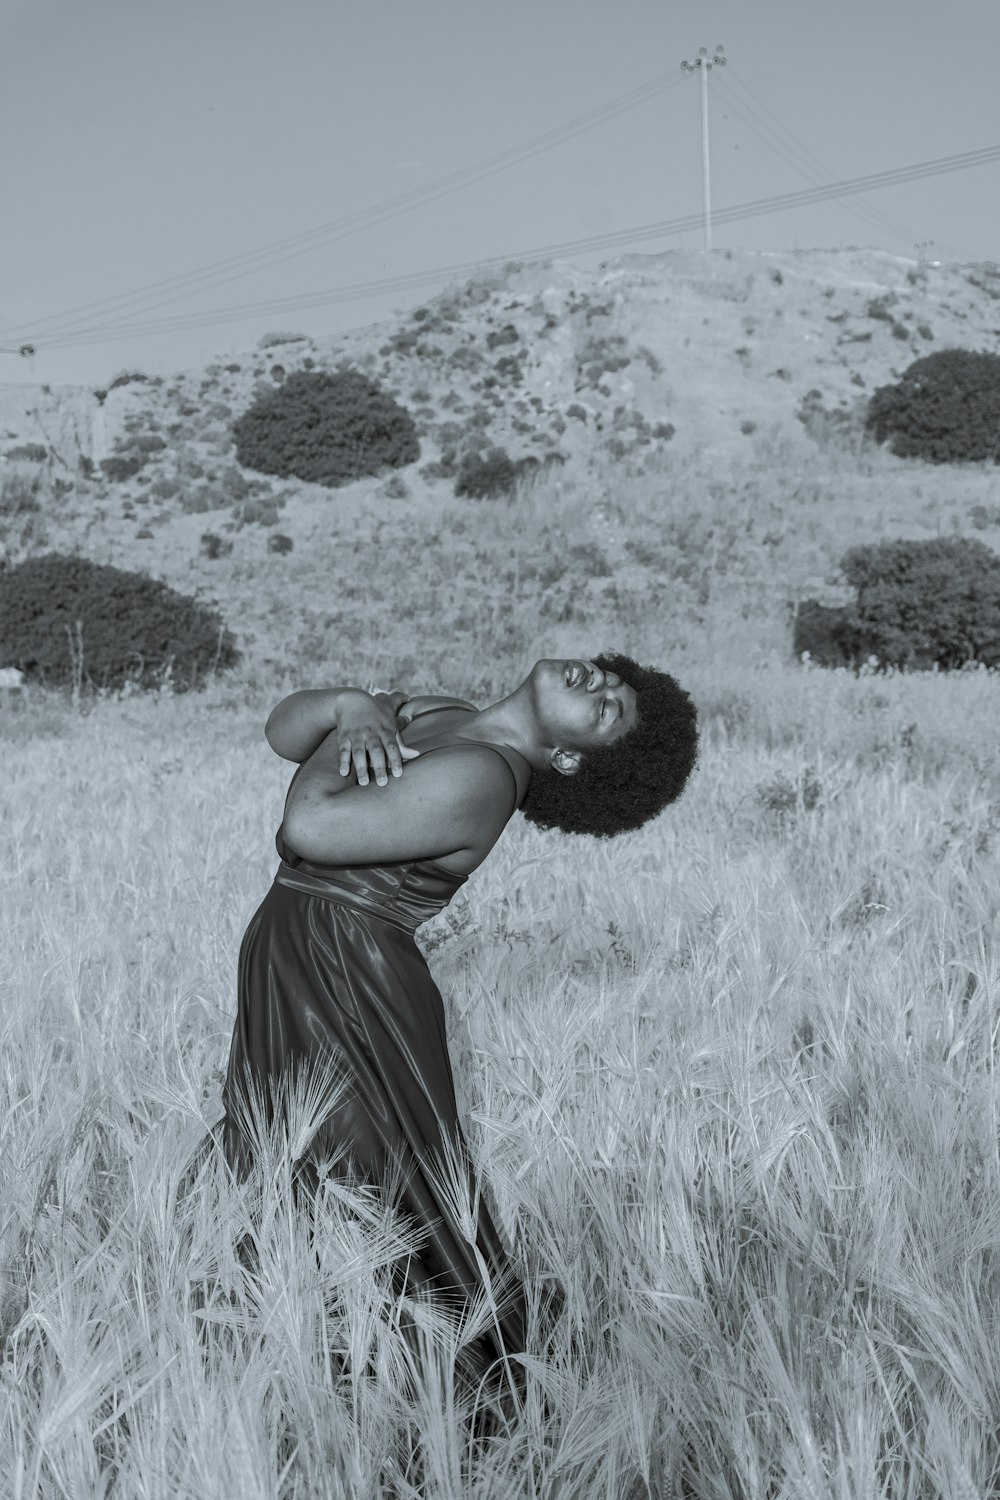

{"left": 681, "top": 45, "right": 727, "bottom": 251}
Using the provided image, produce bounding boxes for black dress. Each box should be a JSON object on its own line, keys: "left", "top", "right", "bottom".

{"left": 221, "top": 707, "right": 536, "bottom": 1402}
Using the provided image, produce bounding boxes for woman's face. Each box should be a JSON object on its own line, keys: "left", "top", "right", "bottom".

{"left": 531, "top": 657, "right": 639, "bottom": 752}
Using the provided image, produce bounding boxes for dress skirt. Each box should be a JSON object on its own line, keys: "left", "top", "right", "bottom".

{"left": 221, "top": 852, "right": 531, "bottom": 1403}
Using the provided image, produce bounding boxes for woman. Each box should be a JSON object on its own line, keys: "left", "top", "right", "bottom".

{"left": 221, "top": 649, "right": 699, "bottom": 1413}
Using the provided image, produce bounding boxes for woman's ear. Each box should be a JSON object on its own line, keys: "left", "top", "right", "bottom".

{"left": 550, "top": 746, "right": 582, "bottom": 777}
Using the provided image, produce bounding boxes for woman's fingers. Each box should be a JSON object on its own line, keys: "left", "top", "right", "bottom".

{"left": 383, "top": 730, "right": 403, "bottom": 780}
{"left": 354, "top": 743, "right": 376, "bottom": 786}
{"left": 340, "top": 730, "right": 421, "bottom": 785}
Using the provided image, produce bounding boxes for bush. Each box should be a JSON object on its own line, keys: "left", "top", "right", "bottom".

{"left": 100, "top": 452, "right": 147, "bottom": 483}
{"left": 180, "top": 489, "right": 214, "bottom": 514}
{"left": 486, "top": 324, "right": 520, "bottom": 350}
{"left": 220, "top": 464, "right": 250, "bottom": 500}
{"left": 0, "top": 552, "right": 240, "bottom": 692}
{"left": 258, "top": 331, "right": 310, "bottom": 349}
{"left": 201, "top": 533, "right": 233, "bottom": 560}
{"left": 1, "top": 469, "right": 42, "bottom": 515}
{"left": 107, "top": 370, "right": 150, "bottom": 392}
{"left": 149, "top": 477, "right": 180, "bottom": 500}
{"left": 233, "top": 370, "right": 420, "bottom": 488}
{"left": 268, "top": 533, "right": 294, "bottom": 554}
{"left": 865, "top": 348, "right": 1000, "bottom": 464}
{"left": 233, "top": 498, "right": 280, "bottom": 527}
{"left": 792, "top": 599, "right": 851, "bottom": 668}
{"left": 794, "top": 536, "right": 1000, "bottom": 671}
{"left": 99, "top": 433, "right": 168, "bottom": 483}
{"left": 4, "top": 443, "right": 48, "bottom": 463}
{"left": 454, "top": 445, "right": 538, "bottom": 500}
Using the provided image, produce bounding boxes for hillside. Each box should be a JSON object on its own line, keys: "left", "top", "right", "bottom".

{"left": 1, "top": 246, "right": 999, "bottom": 691}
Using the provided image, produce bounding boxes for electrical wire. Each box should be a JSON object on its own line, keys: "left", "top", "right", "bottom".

{"left": 715, "top": 65, "right": 928, "bottom": 249}
{"left": 23, "top": 141, "right": 999, "bottom": 353}
{"left": 0, "top": 70, "right": 684, "bottom": 347}
{"left": 722, "top": 68, "right": 986, "bottom": 262}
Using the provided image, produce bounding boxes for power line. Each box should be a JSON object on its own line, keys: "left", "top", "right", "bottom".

{"left": 0, "top": 69, "right": 684, "bottom": 347}
{"left": 23, "top": 140, "right": 999, "bottom": 353}
{"left": 716, "top": 64, "right": 925, "bottom": 248}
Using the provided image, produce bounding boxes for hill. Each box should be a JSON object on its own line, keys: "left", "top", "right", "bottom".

{"left": 1, "top": 246, "right": 999, "bottom": 692}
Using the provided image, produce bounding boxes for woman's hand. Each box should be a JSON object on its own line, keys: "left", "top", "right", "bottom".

{"left": 336, "top": 689, "right": 420, "bottom": 786}
{"left": 372, "top": 688, "right": 412, "bottom": 725}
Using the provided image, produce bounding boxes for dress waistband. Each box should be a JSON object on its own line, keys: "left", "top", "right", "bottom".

{"left": 273, "top": 864, "right": 418, "bottom": 935}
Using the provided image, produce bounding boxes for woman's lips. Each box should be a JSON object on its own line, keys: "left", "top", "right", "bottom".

{"left": 566, "top": 661, "right": 599, "bottom": 690}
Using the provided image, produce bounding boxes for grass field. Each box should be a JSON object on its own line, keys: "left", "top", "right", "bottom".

{"left": 1, "top": 426, "right": 999, "bottom": 1498}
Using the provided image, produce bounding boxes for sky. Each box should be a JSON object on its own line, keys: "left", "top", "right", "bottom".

{"left": 2, "top": 0, "right": 997, "bottom": 389}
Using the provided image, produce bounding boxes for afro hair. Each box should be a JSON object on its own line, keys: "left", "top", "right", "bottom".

{"left": 518, "top": 649, "right": 700, "bottom": 839}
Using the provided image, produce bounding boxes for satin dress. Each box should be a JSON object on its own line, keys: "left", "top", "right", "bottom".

{"left": 221, "top": 705, "right": 536, "bottom": 1399}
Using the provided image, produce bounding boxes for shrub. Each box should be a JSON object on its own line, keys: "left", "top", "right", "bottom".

{"left": 268, "top": 533, "right": 294, "bottom": 554}
{"left": 181, "top": 490, "right": 214, "bottom": 514}
{"left": 795, "top": 536, "right": 1000, "bottom": 672}
{"left": 98, "top": 433, "right": 168, "bottom": 484}
{"left": 1, "top": 469, "right": 42, "bottom": 515}
{"left": 201, "top": 533, "right": 233, "bottom": 560}
{"left": 233, "top": 370, "right": 420, "bottom": 488}
{"left": 149, "top": 477, "right": 180, "bottom": 500}
{"left": 0, "top": 552, "right": 240, "bottom": 692}
{"left": 258, "top": 331, "right": 310, "bottom": 350}
{"left": 486, "top": 324, "right": 520, "bottom": 350}
{"left": 865, "top": 348, "right": 1000, "bottom": 464}
{"left": 454, "top": 446, "right": 519, "bottom": 500}
{"left": 233, "top": 497, "right": 281, "bottom": 527}
{"left": 100, "top": 452, "right": 147, "bottom": 483}
{"left": 107, "top": 370, "right": 150, "bottom": 392}
{"left": 220, "top": 465, "right": 250, "bottom": 500}
{"left": 4, "top": 443, "right": 48, "bottom": 463}
{"left": 792, "top": 599, "right": 851, "bottom": 668}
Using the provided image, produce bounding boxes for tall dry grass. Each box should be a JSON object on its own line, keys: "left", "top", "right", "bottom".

{"left": 1, "top": 428, "right": 999, "bottom": 1496}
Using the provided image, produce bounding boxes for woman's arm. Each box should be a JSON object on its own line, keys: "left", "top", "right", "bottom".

{"left": 283, "top": 735, "right": 510, "bottom": 865}
{"left": 265, "top": 687, "right": 368, "bottom": 763}
{"left": 266, "top": 687, "right": 477, "bottom": 762}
